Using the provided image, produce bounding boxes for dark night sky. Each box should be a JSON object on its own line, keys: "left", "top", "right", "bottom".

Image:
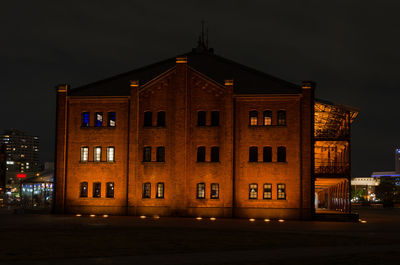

{"left": 1, "top": 0, "right": 400, "bottom": 176}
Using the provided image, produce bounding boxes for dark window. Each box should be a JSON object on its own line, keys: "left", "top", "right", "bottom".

{"left": 95, "top": 112, "right": 103, "bottom": 127}
{"left": 197, "top": 183, "right": 205, "bottom": 199}
{"left": 157, "top": 111, "right": 166, "bottom": 127}
{"left": 277, "top": 146, "right": 286, "bottom": 162}
{"left": 263, "top": 110, "right": 272, "bottom": 125}
{"left": 108, "top": 112, "right": 116, "bottom": 127}
{"left": 156, "top": 182, "right": 164, "bottom": 198}
{"left": 277, "top": 184, "right": 286, "bottom": 200}
{"left": 263, "top": 183, "right": 272, "bottom": 199}
{"left": 249, "top": 146, "right": 258, "bottom": 162}
{"left": 263, "top": 147, "right": 272, "bottom": 162}
{"left": 106, "top": 182, "right": 114, "bottom": 198}
{"left": 143, "top": 147, "right": 151, "bottom": 162}
{"left": 144, "top": 111, "right": 152, "bottom": 127}
{"left": 197, "top": 111, "right": 206, "bottom": 126}
{"left": 156, "top": 146, "right": 165, "bottom": 162}
{"left": 93, "top": 182, "right": 101, "bottom": 198}
{"left": 81, "top": 112, "right": 90, "bottom": 127}
{"left": 249, "top": 111, "right": 258, "bottom": 126}
{"left": 249, "top": 183, "right": 258, "bottom": 199}
{"left": 80, "top": 182, "right": 88, "bottom": 197}
{"left": 143, "top": 182, "right": 151, "bottom": 198}
{"left": 277, "top": 110, "right": 286, "bottom": 126}
{"left": 211, "top": 147, "right": 219, "bottom": 162}
{"left": 197, "top": 146, "right": 206, "bottom": 162}
{"left": 211, "top": 111, "right": 220, "bottom": 126}
{"left": 211, "top": 183, "right": 219, "bottom": 199}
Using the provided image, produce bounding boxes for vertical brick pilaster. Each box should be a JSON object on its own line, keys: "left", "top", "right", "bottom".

{"left": 128, "top": 80, "right": 139, "bottom": 214}
{"left": 54, "top": 84, "right": 69, "bottom": 213}
{"left": 224, "top": 80, "right": 234, "bottom": 217}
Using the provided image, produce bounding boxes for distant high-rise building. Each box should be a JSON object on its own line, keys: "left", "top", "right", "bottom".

{"left": 395, "top": 149, "right": 400, "bottom": 172}
{"left": 0, "top": 144, "right": 6, "bottom": 192}
{"left": 0, "top": 129, "right": 41, "bottom": 190}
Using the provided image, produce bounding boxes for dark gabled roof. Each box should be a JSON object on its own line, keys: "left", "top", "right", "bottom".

{"left": 69, "top": 51, "right": 301, "bottom": 96}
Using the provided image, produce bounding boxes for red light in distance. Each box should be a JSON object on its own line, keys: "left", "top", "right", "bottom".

{"left": 17, "top": 173, "right": 26, "bottom": 178}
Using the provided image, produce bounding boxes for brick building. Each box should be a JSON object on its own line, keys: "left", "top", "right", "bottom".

{"left": 55, "top": 44, "right": 358, "bottom": 219}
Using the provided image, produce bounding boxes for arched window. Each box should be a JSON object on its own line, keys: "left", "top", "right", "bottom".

{"left": 144, "top": 111, "right": 152, "bottom": 127}
{"left": 143, "top": 146, "right": 151, "bottom": 162}
{"left": 106, "top": 182, "right": 114, "bottom": 198}
{"left": 198, "top": 111, "right": 206, "bottom": 126}
{"left": 249, "top": 183, "right": 258, "bottom": 199}
{"left": 277, "top": 110, "right": 286, "bottom": 126}
{"left": 211, "top": 111, "right": 220, "bottom": 126}
{"left": 79, "top": 182, "right": 88, "bottom": 197}
{"left": 107, "top": 146, "right": 115, "bottom": 162}
{"left": 277, "top": 183, "right": 286, "bottom": 200}
{"left": 143, "top": 182, "right": 151, "bottom": 198}
{"left": 156, "top": 183, "right": 164, "bottom": 198}
{"left": 108, "top": 112, "right": 116, "bottom": 127}
{"left": 263, "top": 110, "right": 272, "bottom": 125}
{"left": 93, "top": 146, "right": 101, "bottom": 162}
{"left": 197, "top": 146, "right": 206, "bottom": 162}
{"left": 157, "top": 111, "right": 166, "bottom": 127}
{"left": 156, "top": 146, "right": 165, "bottom": 162}
{"left": 211, "top": 147, "right": 219, "bottom": 162}
{"left": 263, "top": 146, "right": 272, "bottom": 162}
{"left": 211, "top": 183, "right": 219, "bottom": 199}
{"left": 80, "top": 146, "right": 89, "bottom": 162}
{"left": 249, "top": 146, "right": 258, "bottom": 162}
{"left": 95, "top": 112, "right": 103, "bottom": 127}
{"left": 263, "top": 183, "right": 272, "bottom": 199}
{"left": 93, "top": 182, "right": 101, "bottom": 198}
{"left": 249, "top": 111, "right": 258, "bottom": 126}
{"left": 81, "top": 112, "right": 89, "bottom": 127}
{"left": 197, "top": 183, "right": 205, "bottom": 199}
{"left": 277, "top": 146, "right": 286, "bottom": 162}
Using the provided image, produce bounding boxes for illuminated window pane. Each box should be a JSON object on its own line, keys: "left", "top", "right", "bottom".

{"left": 143, "top": 147, "right": 151, "bottom": 162}
{"left": 156, "top": 182, "right": 164, "bottom": 198}
{"left": 108, "top": 112, "right": 116, "bottom": 127}
{"left": 80, "top": 182, "right": 88, "bottom": 197}
{"left": 81, "top": 112, "right": 89, "bottom": 127}
{"left": 211, "top": 183, "right": 219, "bottom": 199}
{"left": 93, "top": 182, "right": 101, "bottom": 198}
{"left": 106, "top": 182, "right": 114, "bottom": 198}
{"left": 263, "top": 183, "right": 272, "bottom": 199}
{"left": 197, "top": 183, "right": 205, "bottom": 199}
{"left": 277, "top": 110, "right": 286, "bottom": 126}
{"left": 143, "top": 182, "right": 151, "bottom": 198}
{"left": 95, "top": 112, "right": 103, "bottom": 127}
{"left": 94, "top": 146, "right": 102, "bottom": 162}
{"left": 249, "top": 183, "right": 258, "bottom": 199}
{"left": 263, "top": 110, "right": 272, "bottom": 125}
{"left": 107, "top": 147, "right": 115, "bottom": 162}
{"left": 80, "top": 147, "right": 89, "bottom": 162}
{"left": 277, "top": 184, "right": 286, "bottom": 200}
{"left": 249, "top": 111, "right": 258, "bottom": 126}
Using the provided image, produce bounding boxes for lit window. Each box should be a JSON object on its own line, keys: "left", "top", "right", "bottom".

{"left": 277, "top": 184, "right": 286, "bottom": 200}
{"left": 249, "top": 111, "right": 258, "bottom": 126}
{"left": 144, "top": 111, "right": 152, "bottom": 127}
{"left": 263, "top": 110, "right": 272, "bottom": 125}
{"left": 249, "top": 146, "right": 258, "bottom": 162}
{"left": 277, "top": 146, "right": 286, "bottom": 162}
{"left": 80, "top": 182, "right": 88, "bottom": 197}
{"left": 20, "top": 154, "right": 25, "bottom": 158}
{"left": 156, "top": 146, "right": 165, "bottom": 162}
{"left": 249, "top": 183, "right": 258, "bottom": 199}
{"left": 211, "top": 147, "right": 219, "bottom": 162}
{"left": 263, "top": 183, "right": 272, "bottom": 199}
{"left": 157, "top": 111, "right": 166, "bottom": 127}
{"left": 277, "top": 110, "right": 286, "bottom": 126}
{"left": 211, "top": 111, "right": 220, "bottom": 126}
{"left": 197, "top": 183, "right": 205, "bottom": 199}
{"left": 263, "top": 147, "right": 272, "bottom": 162}
{"left": 143, "top": 182, "right": 151, "bottom": 198}
{"left": 197, "top": 146, "right": 205, "bottom": 162}
{"left": 108, "top": 112, "right": 116, "bottom": 127}
{"left": 94, "top": 146, "right": 102, "bottom": 162}
{"left": 107, "top": 147, "right": 115, "bottom": 162}
{"left": 106, "top": 182, "right": 114, "bottom": 198}
{"left": 211, "top": 183, "right": 219, "bottom": 199}
{"left": 95, "top": 112, "right": 103, "bottom": 127}
{"left": 143, "top": 147, "right": 151, "bottom": 162}
{"left": 197, "top": 111, "right": 206, "bottom": 126}
{"left": 80, "top": 147, "right": 89, "bottom": 162}
{"left": 93, "top": 182, "right": 101, "bottom": 198}
{"left": 156, "top": 182, "right": 164, "bottom": 198}
{"left": 81, "top": 112, "right": 89, "bottom": 127}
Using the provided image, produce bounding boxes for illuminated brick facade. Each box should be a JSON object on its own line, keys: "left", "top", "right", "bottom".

{"left": 55, "top": 49, "right": 319, "bottom": 219}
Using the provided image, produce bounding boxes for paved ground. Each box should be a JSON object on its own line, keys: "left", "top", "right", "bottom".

{"left": 0, "top": 207, "right": 399, "bottom": 265}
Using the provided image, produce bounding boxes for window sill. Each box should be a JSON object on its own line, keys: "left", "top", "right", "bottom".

{"left": 80, "top": 126, "right": 116, "bottom": 129}
{"left": 141, "top": 161, "right": 166, "bottom": 164}
{"left": 247, "top": 161, "right": 287, "bottom": 164}
{"left": 196, "top": 161, "right": 220, "bottom": 164}
{"left": 196, "top": 125, "right": 220, "bottom": 128}
{"left": 248, "top": 125, "right": 286, "bottom": 128}
{"left": 79, "top": 161, "right": 116, "bottom": 163}
{"left": 143, "top": 126, "right": 167, "bottom": 129}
